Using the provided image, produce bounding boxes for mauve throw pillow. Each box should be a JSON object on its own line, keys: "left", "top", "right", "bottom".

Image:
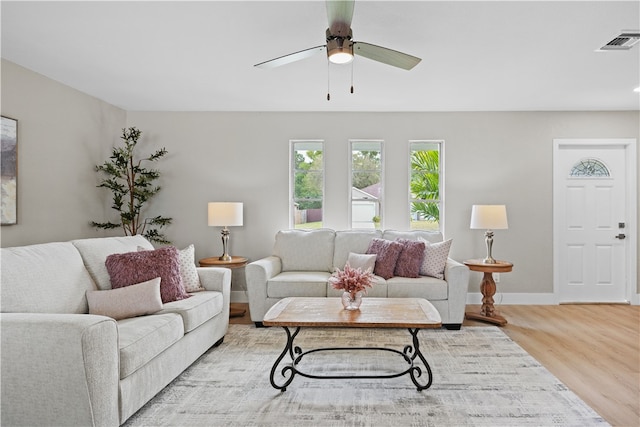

{"left": 106, "top": 246, "right": 190, "bottom": 303}
{"left": 394, "top": 239, "right": 426, "bottom": 278}
{"left": 366, "top": 238, "right": 403, "bottom": 279}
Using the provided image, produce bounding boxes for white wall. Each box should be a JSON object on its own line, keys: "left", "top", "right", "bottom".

{"left": 2, "top": 60, "right": 638, "bottom": 299}
{"left": 1, "top": 60, "right": 126, "bottom": 246}
{"left": 126, "top": 111, "right": 640, "bottom": 298}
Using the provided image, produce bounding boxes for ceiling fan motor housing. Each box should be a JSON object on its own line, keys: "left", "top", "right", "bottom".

{"left": 326, "top": 28, "right": 354, "bottom": 63}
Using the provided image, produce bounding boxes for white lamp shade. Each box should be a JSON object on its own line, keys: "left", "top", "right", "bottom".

{"left": 208, "top": 202, "right": 243, "bottom": 227}
{"left": 470, "top": 205, "right": 508, "bottom": 230}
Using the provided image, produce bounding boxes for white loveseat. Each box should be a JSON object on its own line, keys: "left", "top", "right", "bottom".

{"left": 246, "top": 229, "right": 469, "bottom": 330}
{"left": 1, "top": 235, "right": 231, "bottom": 426}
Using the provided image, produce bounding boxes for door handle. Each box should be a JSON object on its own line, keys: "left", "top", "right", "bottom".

{"left": 615, "top": 233, "right": 626, "bottom": 240}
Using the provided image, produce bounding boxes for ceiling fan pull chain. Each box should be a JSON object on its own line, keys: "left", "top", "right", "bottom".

{"left": 327, "top": 61, "right": 331, "bottom": 101}
{"left": 351, "top": 58, "right": 354, "bottom": 94}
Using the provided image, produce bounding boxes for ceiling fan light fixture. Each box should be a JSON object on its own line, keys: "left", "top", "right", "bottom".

{"left": 328, "top": 49, "right": 354, "bottom": 64}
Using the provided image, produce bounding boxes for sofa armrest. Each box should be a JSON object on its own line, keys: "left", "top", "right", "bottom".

{"left": 443, "top": 258, "right": 470, "bottom": 324}
{"left": 246, "top": 256, "right": 282, "bottom": 322}
{"left": 1, "top": 313, "right": 119, "bottom": 427}
{"left": 197, "top": 267, "right": 232, "bottom": 319}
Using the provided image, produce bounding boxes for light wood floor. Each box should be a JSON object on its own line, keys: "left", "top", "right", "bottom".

{"left": 230, "top": 303, "right": 639, "bottom": 426}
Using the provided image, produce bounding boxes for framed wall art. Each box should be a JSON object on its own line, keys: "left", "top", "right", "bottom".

{"left": 1, "top": 116, "right": 17, "bottom": 225}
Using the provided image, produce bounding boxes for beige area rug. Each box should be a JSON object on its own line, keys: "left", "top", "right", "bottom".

{"left": 124, "top": 324, "right": 608, "bottom": 426}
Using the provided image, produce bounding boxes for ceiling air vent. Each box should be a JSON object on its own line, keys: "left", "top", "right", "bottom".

{"left": 599, "top": 30, "right": 640, "bottom": 51}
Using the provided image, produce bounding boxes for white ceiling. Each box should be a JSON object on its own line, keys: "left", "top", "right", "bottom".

{"left": 2, "top": 1, "right": 639, "bottom": 112}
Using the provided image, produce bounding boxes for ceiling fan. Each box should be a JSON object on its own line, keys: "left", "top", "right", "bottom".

{"left": 254, "top": 0, "right": 421, "bottom": 71}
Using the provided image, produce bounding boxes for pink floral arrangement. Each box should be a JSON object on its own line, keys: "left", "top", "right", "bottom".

{"left": 329, "top": 263, "right": 375, "bottom": 297}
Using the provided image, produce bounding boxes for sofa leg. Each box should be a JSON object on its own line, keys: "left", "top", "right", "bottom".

{"left": 254, "top": 322, "right": 266, "bottom": 328}
{"left": 443, "top": 323, "right": 462, "bottom": 330}
{"left": 213, "top": 337, "right": 224, "bottom": 347}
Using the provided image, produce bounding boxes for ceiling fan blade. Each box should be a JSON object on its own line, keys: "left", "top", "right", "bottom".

{"left": 326, "top": 0, "right": 354, "bottom": 37}
{"left": 254, "top": 45, "right": 326, "bottom": 69}
{"left": 353, "top": 41, "right": 421, "bottom": 70}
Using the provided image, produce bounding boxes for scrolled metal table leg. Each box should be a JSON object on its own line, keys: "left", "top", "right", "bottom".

{"left": 404, "top": 328, "right": 433, "bottom": 391}
{"left": 269, "top": 326, "right": 301, "bottom": 391}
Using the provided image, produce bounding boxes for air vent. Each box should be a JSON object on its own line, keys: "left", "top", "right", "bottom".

{"left": 599, "top": 30, "right": 640, "bottom": 51}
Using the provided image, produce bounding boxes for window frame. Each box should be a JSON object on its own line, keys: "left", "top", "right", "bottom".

{"left": 290, "top": 140, "right": 325, "bottom": 229}
{"left": 408, "top": 140, "right": 444, "bottom": 232}
{"left": 348, "top": 140, "right": 384, "bottom": 230}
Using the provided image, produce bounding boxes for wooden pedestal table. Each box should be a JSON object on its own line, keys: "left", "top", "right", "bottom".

{"left": 199, "top": 256, "right": 248, "bottom": 318}
{"left": 464, "top": 259, "right": 513, "bottom": 326}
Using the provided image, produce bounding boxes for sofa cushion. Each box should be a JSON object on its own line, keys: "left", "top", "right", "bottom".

{"left": 394, "top": 239, "right": 426, "bottom": 278}
{"left": 386, "top": 276, "right": 448, "bottom": 300}
{"left": 419, "top": 238, "right": 453, "bottom": 279}
{"left": 71, "top": 235, "right": 154, "bottom": 290}
{"left": 117, "top": 313, "right": 184, "bottom": 379}
{"left": 274, "top": 229, "right": 335, "bottom": 272}
{"left": 86, "top": 277, "right": 163, "bottom": 320}
{"left": 178, "top": 245, "right": 204, "bottom": 292}
{"left": 382, "top": 230, "right": 443, "bottom": 245}
{"left": 156, "top": 291, "right": 223, "bottom": 333}
{"left": 267, "top": 272, "right": 331, "bottom": 298}
{"left": 333, "top": 230, "right": 381, "bottom": 270}
{"left": 346, "top": 252, "right": 376, "bottom": 272}
{"left": 1, "top": 242, "right": 95, "bottom": 314}
{"left": 106, "top": 246, "right": 190, "bottom": 303}
{"left": 366, "top": 238, "right": 403, "bottom": 279}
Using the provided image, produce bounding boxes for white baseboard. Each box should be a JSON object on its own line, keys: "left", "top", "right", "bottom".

{"left": 231, "top": 290, "right": 248, "bottom": 303}
{"left": 466, "top": 292, "right": 558, "bottom": 305}
{"left": 467, "top": 292, "right": 640, "bottom": 305}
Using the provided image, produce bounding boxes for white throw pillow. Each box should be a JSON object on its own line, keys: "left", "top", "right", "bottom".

{"left": 346, "top": 252, "right": 376, "bottom": 272}
{"left": 86, "top": 277, "right": 163, "bottom": 320}
{"left": 418, "top": 238, "right": 453, "bottom": 279}
{"left": 178, "top": 244, "right": 204, "bottom": 292}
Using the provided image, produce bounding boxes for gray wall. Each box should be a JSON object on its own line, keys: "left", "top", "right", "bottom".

{"left": 1, "top": 60, "right": 126, "bottom": 245}
{"left": 2, "top": 59, "right": 639, "bottom": 299}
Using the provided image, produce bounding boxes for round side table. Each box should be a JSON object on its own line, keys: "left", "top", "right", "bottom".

{"left": 199, "top": 256, "right": 249, "bottom": 318}
{"left": 464, "top": 259, "right": 513, "bottom": 326}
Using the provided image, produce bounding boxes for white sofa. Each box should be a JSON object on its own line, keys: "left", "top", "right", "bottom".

{"left": 246, "top": 229, "right": 469, "bottom": 330}
{"left": 1, "top": 235, "right": 231, "bottom": 426}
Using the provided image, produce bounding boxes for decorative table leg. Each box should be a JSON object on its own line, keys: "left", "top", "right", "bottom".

{"left": 480, "top": 272, "right": 497, "bottom": 317}
{"left": 405, "top": 328, "right": 433, "bottom": 391}
{"left": 269, "top": 326, "right": 301, "bottom": 391}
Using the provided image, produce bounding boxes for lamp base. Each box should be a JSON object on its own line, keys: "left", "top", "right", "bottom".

{"left": 219, "top": 227, "right": 232, "bottom": 261}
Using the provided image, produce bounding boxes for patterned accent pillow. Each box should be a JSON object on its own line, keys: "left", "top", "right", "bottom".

{"left": 346, "top": 252, "right": 376, "bottom": 272}
{"left": 366, "top": 238, "right": 403, "bottom": 279}
{"left": 178, "top": 245, "right": 204, "bottom": 292}
{"left": 86, "top": 277, "right": 163, "bottom": 320}
{"left": 418, "top": 238, "right": 453, "bottom": 279}
{"left": 394, "top": 239, "right": 426, "bottom": 278}
{"left": 106, "top": 246, "right": 190, "bottom": 303}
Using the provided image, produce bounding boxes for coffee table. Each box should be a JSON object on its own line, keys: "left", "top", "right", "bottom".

{"left": 262, "top": 297, "right": 442, "bottom": 392}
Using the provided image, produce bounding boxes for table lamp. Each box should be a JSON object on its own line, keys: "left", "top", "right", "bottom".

{"left": 208, "top": 202, "right": 243, "bottom": 261}
{"left": 470, "top": 205, "right": 508, "bottom": 264}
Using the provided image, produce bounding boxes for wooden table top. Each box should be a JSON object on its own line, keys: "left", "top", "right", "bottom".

{"left": 199, "top": 256, "right": 248, "bottom": 268}
{"left": 464, "top": 259, "right": 513, "bottom": 273}
{"left": 263, "top": 297, "right": 442, "bottom": 329}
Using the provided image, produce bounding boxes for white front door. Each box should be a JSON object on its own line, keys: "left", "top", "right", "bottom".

{"left": 553, "top": 139, "right": 637, "bottom": 303}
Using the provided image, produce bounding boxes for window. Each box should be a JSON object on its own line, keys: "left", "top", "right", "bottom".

{"left": 569, "top": 158, "right": 610, "bottom": 177}
{"left": 409, "top": 141, "right": 443, "bottom": 231}
{"left": 350, "top": 140, "right": 383, "bottom": 229}
{"left": 291, "top": 140, "right": 324, "bottom": 229}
